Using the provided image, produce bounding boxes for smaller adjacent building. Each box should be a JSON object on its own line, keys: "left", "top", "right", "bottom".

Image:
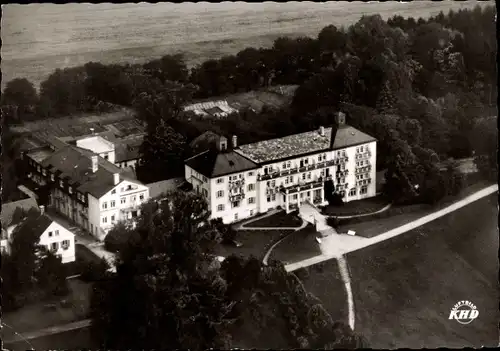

{"left": 3, "top": 206, "right": 76, "bottom": 264}
{"left": 1, "top": 197, "right": 39, "bottom": 255}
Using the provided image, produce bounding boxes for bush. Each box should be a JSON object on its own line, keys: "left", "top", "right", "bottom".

{"left": 104, "top": 222, "right": 133, "bottom": 253}
{"left": 210, "top": 218, "right": 237, "bottom": 243}
{"left": 79, "top": 258, "right": 110, "bottom": 282}
{"left": 329, "top": 193, "right": 344, "bottom": 206}
{"left": 326, "top": 216, "right": 340, "bottom": 228}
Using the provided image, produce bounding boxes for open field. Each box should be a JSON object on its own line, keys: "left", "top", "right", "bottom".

{"left": 323, "top": 195, "right": 389, "bottom": 217}
{"left": 3, "top": 2, "right": 490, "bottom": 88}
{"left": 346, "top": 194, "right": 498, "bottom": 348}
{"left": 269, "top": 224, "right": 321, "bottom": 264}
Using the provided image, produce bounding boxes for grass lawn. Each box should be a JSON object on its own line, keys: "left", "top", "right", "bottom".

{"left": 2, "top": 279, "right": 94, "bottom": 340}
{"left": 269, "top": 224, "right": 322, "bottom": 265}
{"left": 323, "top": 195, "right": 389, "bottom": 217}
{"left": 245, "top": 210, "right": 302, "bottom": 228}
{"left": 214, "top": 229, "right": 295, "bottom": 260}
{"left": 346, "top": 194, "right": 498, "bottom": 348}
{"left": 4, "top": 326, "right": 97, "bottom": 351}
{"left": 293, "top": 259, "right": 348, "bottom": 325}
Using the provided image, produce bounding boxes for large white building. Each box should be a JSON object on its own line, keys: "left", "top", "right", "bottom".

{"left": 185, "top": 112, "right": 377, "bottom": 224}
{"left": 23, "top": 136, "right": 149, "bottom": 240}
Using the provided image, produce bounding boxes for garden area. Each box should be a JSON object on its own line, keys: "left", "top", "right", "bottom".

{"left": 244, "top": 210, "right": 303, "bottom": 228}
{"left": 322, "top": 195, "right": 390, "bottom": 217}
{"left": 268, "top": 224, "right": 321, "bottom": 265}
{"left": 215, "top": 229, "right": 295, "bottom": 261}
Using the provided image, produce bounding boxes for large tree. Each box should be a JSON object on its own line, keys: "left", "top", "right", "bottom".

{"left": 90, "top": 191, "right": 233, "bottom": 350}
{"left": 1, "top": 78, "right": 39, "bottom": 123}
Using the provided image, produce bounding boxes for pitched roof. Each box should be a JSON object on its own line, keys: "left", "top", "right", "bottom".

{"left": 13, "top": 208, "right": 54, "bottom": 239}
{"left": 1, "top": 198, "right": 38, "bottom": 229}
{"left": 114, "top": 138, "right": 142, "bottom": 162}
{"left": 236, "top": 125, "right": 376, "bottom": 164}
{"left": 185, "top": 149, "right": 258, "bottom": 178}
{"left": 41, "top": 144, "right": 138, "bottom": 198}
{"left": 147, "top": 177, "right": 184, "bottom": 199}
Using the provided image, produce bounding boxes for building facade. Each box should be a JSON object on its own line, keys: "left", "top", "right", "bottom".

{"left": 23, "top": 142, "right": 149, "bottom": 240}
{"left": 185, "top": 112, "right": 377, "bottom": 224}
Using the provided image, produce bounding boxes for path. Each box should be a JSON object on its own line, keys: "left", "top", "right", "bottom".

{"left": 285, "top": 184, "right": 498, "bottom": 271}
{"left": 336, "top": 256, "right": 355, "bottom": 330}
{"left": 333, "top": 203, "right": 392, "bottom": 219}
{"left": 2, "top": 319, "right": 91, "bottom": 344}
{"left": 45, "top": 210, "right": 116, "bottom": 270}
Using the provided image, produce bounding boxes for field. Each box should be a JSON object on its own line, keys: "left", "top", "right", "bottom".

{"left": 3, "top": 2, "right": 489, "bottom": 88}
{"left": 346, "top": 194, "right": 498, "bottom": 348}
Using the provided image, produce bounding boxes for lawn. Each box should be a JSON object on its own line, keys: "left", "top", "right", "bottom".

{"left": 245, "top": 210, "right": 303, "bottom": 228}
{"left": 269, "top": 224, "right": 322, "bottom": 265}
{"left": 346, "top": 194, "right": 498, "bottom": 348}
{"left": 323, "top": 195, "right": 390, "bottom": 217}
{"left": 214, "top": 229, "right": 295, "bottom": 261}
{"left": 2, "top": 279, "right": 94, "bottom": 342}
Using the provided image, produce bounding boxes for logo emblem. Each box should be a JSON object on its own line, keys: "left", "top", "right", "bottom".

{"left": 448, "top": 301, "right": 479, "bottom": 324}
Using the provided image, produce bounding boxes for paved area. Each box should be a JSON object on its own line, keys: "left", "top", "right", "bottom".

{"left": 285, "top": 184, "right": 498, "bottom": 272}
{"left": 2, "top": 319, "right": 91, "bottom": 344}
{"left": 333, "top": 203, "right": 392, "bottom": 219}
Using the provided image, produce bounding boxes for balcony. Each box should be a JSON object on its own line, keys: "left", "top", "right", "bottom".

{"left": 229, "top": 193, "right": 245, "bottom": 202}
{"left": 356, "top": 178, "right": 372, "bottom": 186}
{"left": 279, "top": 179, "right": 323, "bottom": 195}
{"left": 355, "top": 165, "right": 372, "bottom": 173}
{"left": 258, "top": 159, "right": 336, "bottom": 181}
{"left": 336, "top": 170, "right": 349, "bottom": 177}
{"left": 229, "top": 179, "right": 245, "bottom": 189}
{"left": 355, "top": 151, "right": 372, "bottom": 160}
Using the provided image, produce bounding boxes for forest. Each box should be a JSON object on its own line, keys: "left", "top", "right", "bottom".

{"left": 2, "top": 5, "right": 496, "bottom": 204}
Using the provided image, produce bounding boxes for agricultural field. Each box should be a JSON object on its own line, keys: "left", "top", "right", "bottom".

{"left": 3, "top": 2, "right": 488, "bottom": 88}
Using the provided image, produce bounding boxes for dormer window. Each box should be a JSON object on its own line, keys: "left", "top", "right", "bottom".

{"left": 51, "top": 174, "right": 55, "bottom": 181}
{"left": 59, "top": 180, "right": 64, "bottom": 188}
{"left": 69, "top": 186, "right": 73, "bottom": 194}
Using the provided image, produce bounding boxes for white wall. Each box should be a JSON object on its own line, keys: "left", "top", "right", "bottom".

{"left": 87, "top": 194, "right": 102, "bottom": 239}
{"left": 40, "top": 221, "right": 76, "bottom": 263}
{"left": 76, "top": 136, "right": 116, "bottom": 163}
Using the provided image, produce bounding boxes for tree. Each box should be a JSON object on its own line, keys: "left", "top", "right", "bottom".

{"left": 136, "top": 119, "right": 187, "bottom": 183}
{"left": 143, "top": 54, "right": 189, "bottom": 83}
{"left": 90, "top": 191, "right": 233, "bottom": 350}
{"left": 470, "top": 117, "right": 497, "bottom": 180}
{"left": 84, "top": 62, "right": 134, "bottom": 106}
{"left": 1, "top": 78, "right": 39, "bottom": 123}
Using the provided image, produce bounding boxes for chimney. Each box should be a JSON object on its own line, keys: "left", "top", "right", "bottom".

{"left": 217, "top": 136, "right": 228, "bottom": 152}
{"left": 335, "top": 111, "right": 346, "bottom": 126}
{"left": 319, "top": 126, "right": 325, "bottom": 137}
{"left": 231, "top": 135, "right": 238, "bottom": 149}
{"left": 39, "top": 205, "right": 45, "bottom": 215}
{"left": 113, "top": 173, "right": 120, "bottom": 185}
{"left": 91, "top": 155, "right": 98, "bottom": 173}
{"left": 90, "top": 127, "right": 95, "bottom": 135}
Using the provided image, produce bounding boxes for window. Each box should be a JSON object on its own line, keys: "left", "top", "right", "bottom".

{"left": 48, "top": 231, "right": 53, "bottom": 237}
{"left": 102, "top": 202, "right": 108, "bottom": 209}
{"left": 104, "top": 154, "right": 109, "bottom": 160}
{"left": 250, "top": 210, "right": 254, "bottom": 216}
{"left": 266, "top": 181, "right": 271, "bottom": 187}
{"left": 111, "top": 215, "right": 115, "bottom": 222}
{"left": 307, "top": 172, "right": 311, "bottom": 180}
{"left": 248, "top": 171, "right": 254, "bottom": 177}
{"left": 248, "top": 183, "right": 255, "bottom": 191}
{"left": 110, "top": 200, "right": 115, "bottom": 208}
{"left": 217, "top": 204, "right": 225, "bottom": 212}
{"left": 267, "top": 196, "right": 271, "bottom": 203}
{"left": 282, "top": 162, "right": 287, "bottom": 169}
{"left": 121, "top": 197, "right": 126, "bottom": 204}
{"left": 292, "top": 194, "right": 298, "bottom": 200}
{"left": 360, "top": 186, "right": 368, "bottom": 194}
{"left": 102, "top": 216, "right": 107, "bottom": 223}
{"left": 55, "top": 230, "right": 59, "bottom": 236}
{"left": 285, "top": 177, "right": 289, "bottom": 185}
{"left": 248, "top": 197, "right": 255, "bottom": 204}
{"left": 111, "top": 189, "right": 116, "bottom": 194}
{"left": 271, "top": 180, "right": 276, "bottom": 187}
{"left": 132, "top": 195, "right": 136, "bottom": 202}
{"left": 51, "top": 242, "right": 58, "bottom": 251}
{"left": 302, "top": 173, "right": 306, "bottom": 180}
{"left": 360, "top": 146, "right": 364, "bottom": 152}
{"left": 234, "top": 213, "right": 238, "bottom": 221}
{"left": 232, "top": 201, "right": 240, "bottom": 208}
{"left": 216, "top": 178, "right": 224, "bottom": 184}
{"left": 271, "top": 194, "right": 276, "bottom": 201}
{"left": 203, "top": 176, "right": 208, "bottom": 182}
{"left": 139, "top": 194, "right": 144, "bottom": 201}
{"left": 349, "top": 188, "right": 357, "bottom": 196}
{"left": 51, "top": 174, "right": 55, "bottom": 181}
{"left": 217, "top": 190, "right": 224, "bottom": 198}
{"left": 239, "top": 174, "right": 243, "bottom": 179}
{"left": 287, "top": 161, "right": 291, "bottom": 168}
{"left": 202, "top": 189, "right": 208, "bottom": 197}
{"left": 62, "top": 240, "right": 70, "bottom": 250}
{"left": 59, "top": 180, "right": 64, "bottom": 188}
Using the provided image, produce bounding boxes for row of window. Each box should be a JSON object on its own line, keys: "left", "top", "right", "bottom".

{"left": 102, "top": 215, "right": 116, "bottom": 224}
{"left": 356, "top": 160, "right": 369, "bottom": 167}
{"left": 349, "top": 186, "right": 369, "bottom": 196}
{"left": 216, "top": 196, "right": 257, "bottom": 212}
{"left": 102, "top": 193, "right": 145, "bottom": 209}
{"left": 356, "top": 145, "right": 368, "bottom": 153}
{"left": 356, "top": 173, "right": 370, "bottom": 180}
{"left": 47, "top": 239, "right": 71, "bottom": 252}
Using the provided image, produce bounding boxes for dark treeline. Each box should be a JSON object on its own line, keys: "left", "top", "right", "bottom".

{"left": 2, "top": 5, "right": 497, "bottom": 201}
